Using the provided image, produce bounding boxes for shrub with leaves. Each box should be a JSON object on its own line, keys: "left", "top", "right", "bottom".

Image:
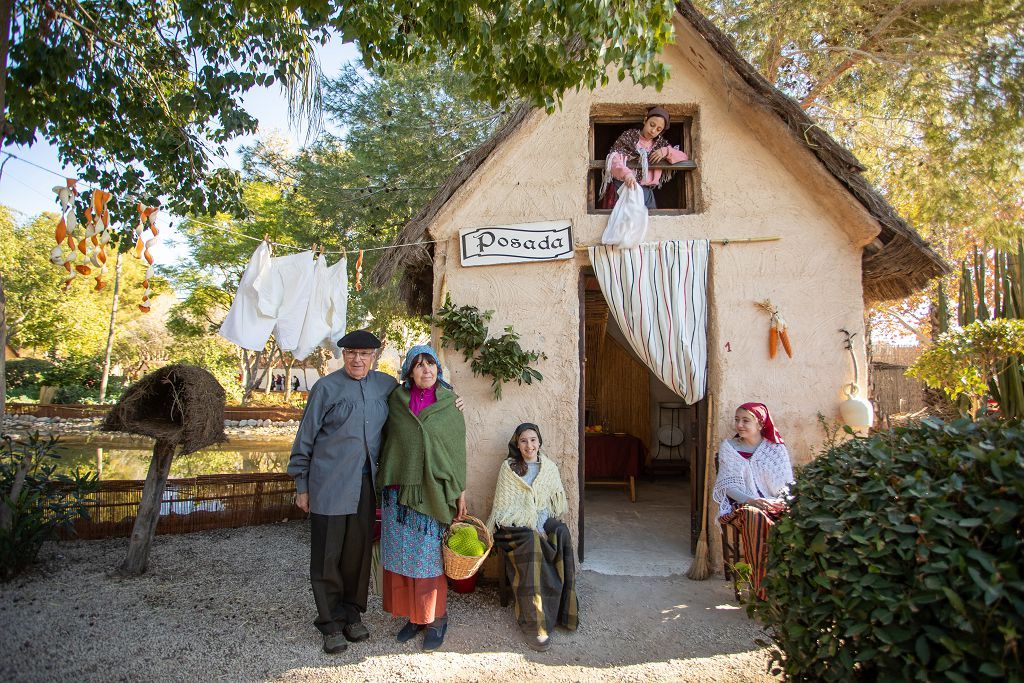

{"left": 908, "top": 319, "right": 1024, "bottom": 417}
{"left": 429, "top": 294, "right": 493, "bottom": 362}
{"left": 0, "top": 433, "right": 98, "bottom": 581}
{"left": 4, "top": 359, "right": 56, "bottom": 390}
{"left": 752, "top": 418, "right": 1023, "bottom": 681}
{"left": 471, "top": 326, "right": 546, "bottom": 400}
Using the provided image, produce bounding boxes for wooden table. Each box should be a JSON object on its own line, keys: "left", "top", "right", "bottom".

{"left": 584, "top": 433, "right": 645, "bottom": 502}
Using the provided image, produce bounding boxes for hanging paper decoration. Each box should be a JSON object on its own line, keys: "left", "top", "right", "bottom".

{"left": 51, "top": 180, "right": 81, "bottom": 290}
{"left": 134, "top": 203, "right": 159, "bottom": 312}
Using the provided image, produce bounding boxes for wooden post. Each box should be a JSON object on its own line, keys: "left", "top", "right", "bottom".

{"left": 119, "top": 439, "right": 175, "bottom": 576}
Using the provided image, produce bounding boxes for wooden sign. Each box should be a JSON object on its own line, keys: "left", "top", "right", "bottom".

{"left": 459, "top": 220, "right": 573, "bottom": 267}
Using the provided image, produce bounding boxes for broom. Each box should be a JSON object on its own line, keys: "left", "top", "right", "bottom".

{"left": 687, "top": 400, "right": 715, "bottom": 580}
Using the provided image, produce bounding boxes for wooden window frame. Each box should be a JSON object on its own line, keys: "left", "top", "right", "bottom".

{"left": 587, "top": 105, "right": 699, "bottom": 216}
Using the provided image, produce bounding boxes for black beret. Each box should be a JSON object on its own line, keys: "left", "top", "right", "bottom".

{"left": 337, "top": 329, "right": 382, "bottom": 349}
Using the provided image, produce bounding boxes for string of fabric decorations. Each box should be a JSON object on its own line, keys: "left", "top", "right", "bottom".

{"left": 49, "top": 181, "right": 157, "bottom": 312}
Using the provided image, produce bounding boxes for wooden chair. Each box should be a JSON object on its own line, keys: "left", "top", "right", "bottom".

{"left": 714, "top": 453, "right": 743, "bottom": 600}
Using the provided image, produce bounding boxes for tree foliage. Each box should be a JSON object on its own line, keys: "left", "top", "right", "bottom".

{"left": 696, "top": 0, "right": 1024, "bottom": 340}
{"left": 0, "top": 207, "right": 162, "bottom": 357}
{"left": 6, "top": 0, "right": 675, "bottom": 224}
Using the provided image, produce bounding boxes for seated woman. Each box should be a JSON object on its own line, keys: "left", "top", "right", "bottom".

{"left": 712, "top": 402, "right": 794, "bottom": 600}
{"left": 487, "top": 423, "right": 578, "bottom": 652}
{"left": 377, "top": 345, "right": 467, "bottom": 651}
{"left": 600, "top": 106, "right": 689, "bottom": 209}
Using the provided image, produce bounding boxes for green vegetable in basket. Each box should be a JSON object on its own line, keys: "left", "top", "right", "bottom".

{"left": 448, "top": 525, "right": 485, "bottom": 556}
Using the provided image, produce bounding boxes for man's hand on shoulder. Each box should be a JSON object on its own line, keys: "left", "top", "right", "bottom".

{"left": 455, "top": 395, "right": 465, "bottom": 412}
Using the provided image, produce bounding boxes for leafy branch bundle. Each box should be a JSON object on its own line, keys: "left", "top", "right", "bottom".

{"left": 430, "top": 295, "right": 546, "bottom": 400}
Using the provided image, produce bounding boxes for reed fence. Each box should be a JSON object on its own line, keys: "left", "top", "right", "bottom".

{"left": 870, "top": 345, "right": 926, "bottom": 426}
{"left": 58, "top": 473, "right": 304, "bottom": 540}
{"left": 7, "top": 403, "right": 304, "bottom": 422}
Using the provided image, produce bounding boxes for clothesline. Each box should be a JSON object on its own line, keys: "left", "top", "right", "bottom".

{"left": 0, "top": 150, "right": 441, "bottom": 256}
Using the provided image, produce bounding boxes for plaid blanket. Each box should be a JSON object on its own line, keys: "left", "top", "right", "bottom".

{"left": 494, "top": 519, "right": 579, "bottom": 637}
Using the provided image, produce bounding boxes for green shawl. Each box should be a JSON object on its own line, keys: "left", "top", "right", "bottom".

{"left": 376, "top": 385, "right": 467, "bottom": 524}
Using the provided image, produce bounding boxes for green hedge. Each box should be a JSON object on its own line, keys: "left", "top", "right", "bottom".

{"left": 5, "top": 359, "right": 56, "bottom": 389}
{"left": 754, "top": 418, "right": 1023, "bottom": 682}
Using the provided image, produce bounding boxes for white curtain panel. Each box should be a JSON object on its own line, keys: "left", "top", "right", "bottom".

{"left": 589, "top": 240, "right": 710, "bottom": 404}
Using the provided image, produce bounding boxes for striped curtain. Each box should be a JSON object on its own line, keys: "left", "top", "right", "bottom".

{"left": 589, "top": 241, "right": 709, "bottom": 404}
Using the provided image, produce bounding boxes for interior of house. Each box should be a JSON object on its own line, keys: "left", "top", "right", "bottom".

{"left": 579, "top": 273, "right": 709, "bottom": 576}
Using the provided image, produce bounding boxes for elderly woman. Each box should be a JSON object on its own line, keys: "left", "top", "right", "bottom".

{"left": 487, "top": 423, "right": 578, "bottom": 652}
{"left": 712, "top": 402, "right": 794, "bottom": 600}
{"left": 600, "top": 105, "right": 688, "bottom": 209}
{"left": 377, "top": 345, "right": 467, "bottom": 651}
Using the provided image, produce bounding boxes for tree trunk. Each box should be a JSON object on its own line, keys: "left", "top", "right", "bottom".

{"left": 118, "top": 439, "right": 175, "bottom": 576}
{"left": 284, "top": 357, "right": 296, "bottom": 402}
{"left": 98, "top": 251, "right": 123, "bottom": 403}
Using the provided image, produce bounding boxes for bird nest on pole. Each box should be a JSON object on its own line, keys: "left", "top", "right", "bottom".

{"left": 103, "top": 364, "right": 226, "bottom": 454}
{"left": 102, "top": 364, "right": 227, "bottom": 575}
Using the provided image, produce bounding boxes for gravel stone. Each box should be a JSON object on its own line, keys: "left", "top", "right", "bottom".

{"left": 0, "top": 523, "right": 777, "bottom": 682}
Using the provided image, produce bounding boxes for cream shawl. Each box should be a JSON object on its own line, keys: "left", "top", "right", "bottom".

{"left": 711, "top": 439, "right": 794, "bottom": 517}
{"left": 486, "top": 454, "right": 567, "bottom": 532}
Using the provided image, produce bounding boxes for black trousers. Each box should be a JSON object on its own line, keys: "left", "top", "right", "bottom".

{"left": 309, "top": 473, "right": 375, "bottom": 635}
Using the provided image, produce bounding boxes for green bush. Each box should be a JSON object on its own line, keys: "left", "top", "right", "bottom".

{"left": 754, "top": 418, "right": 1023, "bottom": 682}
{"left": 5, "top": 359, "right": 56, "bottom": 389}
{"left": 0, "top": 433, "right": 98, "bottom": 581}
{"left": 42, "top": 356, "right": 103, "bottom": 388}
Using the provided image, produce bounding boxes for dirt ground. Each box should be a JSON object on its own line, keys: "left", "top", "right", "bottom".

{"left": 0, "top": 521, "right": 778, "bottom": 683}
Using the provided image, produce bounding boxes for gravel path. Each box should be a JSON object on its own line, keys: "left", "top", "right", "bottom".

{"left": 0, "top": 522, "right": 777, "bottom": 682}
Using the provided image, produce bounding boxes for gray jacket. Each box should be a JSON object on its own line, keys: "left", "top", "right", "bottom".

{"left": 287, "top": 368, "right": 397, "bottom": 515}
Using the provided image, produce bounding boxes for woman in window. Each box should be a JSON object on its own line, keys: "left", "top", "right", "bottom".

{"left": 488, "top": 423, "right": 578, "bottom": 652}
{"left": 601, "top": 106, "right": 688, "bottom": 209}
{"left": 711, "top": 402, "right": 794, "bottom": 599}
{"left": 377, "top": 345, "right": 467, "bottom": 651}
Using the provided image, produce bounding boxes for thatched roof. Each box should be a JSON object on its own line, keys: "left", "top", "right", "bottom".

{"left": 103, "top": 364, "right": 226, "bottom": 454}
{"left": 371, "top": 1, "right": 949, "bottom": 312}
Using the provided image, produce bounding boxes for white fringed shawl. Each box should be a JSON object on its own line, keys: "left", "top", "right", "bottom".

{"left": 486, "top": 454, "right": 567, "bottom": 532}
{"left": 711, "top": 439, "right": 794, "bottom": 517}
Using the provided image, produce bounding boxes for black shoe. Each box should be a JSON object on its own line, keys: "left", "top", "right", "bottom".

{"left": 323, "top": 631, "right": 348, "bottom": 654}
{"left": 396, "top": 620, "right": 424, "bottom": 643}
{"left": 422, "top": 618, "right": 448, "bottom": 652}
{"left": 343, "top": 621, "right": 370, "bottom": 642}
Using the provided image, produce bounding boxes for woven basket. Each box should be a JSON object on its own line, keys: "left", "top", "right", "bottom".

{"left": 442, "top": 515, "right": 493, "bottom": 580}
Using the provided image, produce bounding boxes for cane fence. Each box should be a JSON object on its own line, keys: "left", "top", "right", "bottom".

{"left": 57, "top": 473, "right": 304, "bottom": 540}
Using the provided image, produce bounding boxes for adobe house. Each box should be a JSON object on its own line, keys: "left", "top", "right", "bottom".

{"left": 372, "top": 1, "right": 947, "bottom": 572}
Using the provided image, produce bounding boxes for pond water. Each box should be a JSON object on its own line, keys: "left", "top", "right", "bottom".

{"left": 55, "top": 442, "right": 294, "bottom": 480}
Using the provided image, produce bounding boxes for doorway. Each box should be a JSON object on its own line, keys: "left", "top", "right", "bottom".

{"left": 578, "top": 270, "right": 708, "bottom": 575}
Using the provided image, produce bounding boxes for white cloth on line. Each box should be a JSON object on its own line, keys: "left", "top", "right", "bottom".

{"left": 292, "top": 255, "right": 332, "bottom": 361}
{"left": 218, "top": 241, "right": 276, "bottom": 351}
{"left": 260, "top": 250, "right": 316, "bottom": 352}
{"left": 323, "top": 256, "right": 349, "bottom": 358}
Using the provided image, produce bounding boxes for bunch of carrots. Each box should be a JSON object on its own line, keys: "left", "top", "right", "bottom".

{"left": 756, "top": 299, "right": 793, "bottom": 359}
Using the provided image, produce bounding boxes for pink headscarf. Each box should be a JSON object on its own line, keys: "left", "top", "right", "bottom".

{"left": 737, "top": 402, "right": 784, "bottom": 444}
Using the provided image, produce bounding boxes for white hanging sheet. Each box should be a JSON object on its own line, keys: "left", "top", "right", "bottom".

{"left": 323, "top": 255, "right": 349, "bottom": 358}
{"left": 218, "top": 241, "right": 276, "bottom": 351}
{"left": 260, "top": 250, "right": 316, "bottom": 352}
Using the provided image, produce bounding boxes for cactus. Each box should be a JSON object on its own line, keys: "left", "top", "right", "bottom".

{"left": 955, "top": 239, "right": 1024, "bottom": 418}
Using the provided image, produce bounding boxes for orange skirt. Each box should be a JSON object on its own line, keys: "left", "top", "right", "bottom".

{"left": 382, "top": 570, "right": 447, "bottom": 625}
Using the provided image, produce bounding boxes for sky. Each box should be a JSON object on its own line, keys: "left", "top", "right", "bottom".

{"left": 0, "top": 37, "right": 360, "bottom": 269}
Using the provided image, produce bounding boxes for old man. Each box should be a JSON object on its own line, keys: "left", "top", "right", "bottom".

{"left": 288, "top": 329, "right": 395, "bottom": 654}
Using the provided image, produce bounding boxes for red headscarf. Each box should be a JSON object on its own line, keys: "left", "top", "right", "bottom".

{"left": 737, "top": 402, "right": 784, "bottom": 444}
